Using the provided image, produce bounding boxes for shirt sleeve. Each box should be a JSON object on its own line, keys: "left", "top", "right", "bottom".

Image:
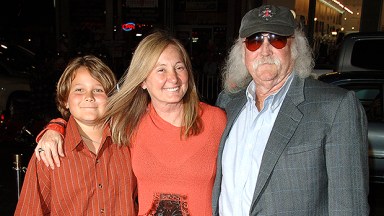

{"left": 326, "top": 90, "right": 369, "bottom": 215}
{"left": 35, "top": 118, "right": 67, "bottom": 143}
{"left": 14, "top": 155, "right": 52, "bottom": 215}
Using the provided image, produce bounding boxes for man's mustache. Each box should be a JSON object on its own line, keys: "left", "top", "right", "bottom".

{"left": 253, "top": 57, "right": 281, "bottom": 69}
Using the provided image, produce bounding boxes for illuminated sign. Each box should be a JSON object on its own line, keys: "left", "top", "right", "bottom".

{"left": 122, "top": 22, "right": 135, "bottom": 31}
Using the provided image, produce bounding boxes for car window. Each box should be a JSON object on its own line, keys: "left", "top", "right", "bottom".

{"left": 338, "top": 83, "right": 383, "bottom": 122}
{"left": 351, "top": 40, "right": 384, "bottom": 70}
{"left": 0, "top": 43, "right": 35, "bottom": 77}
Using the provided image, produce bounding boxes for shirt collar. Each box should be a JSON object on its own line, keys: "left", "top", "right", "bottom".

{"left": 65, "top": 116, "right": 111, "bottom": 152}
{"left": 245, "top": 72, "right": 294, "bottom": 111}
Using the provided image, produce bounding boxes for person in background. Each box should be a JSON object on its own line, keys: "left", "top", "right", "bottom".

{"left": 212, "top": 5, "right": 369, "bottom": 215}
{"left": 33, "top": 31, "right": 227, "bottom": 215}
{"left": 15, "top": 55, "right": 137, "bottom": 215}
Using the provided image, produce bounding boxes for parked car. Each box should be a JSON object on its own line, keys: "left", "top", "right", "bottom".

{"left": 0, "top": 61, "right": 31, "bottom": 115}
{"left": 0, "top": 42, "right": 35, "bottom": 116}
{"left": 318, "top": 71, "right": 384, "bottom": 183}
{"left": 334, "top": 32, "right": 384, "bottom": 73}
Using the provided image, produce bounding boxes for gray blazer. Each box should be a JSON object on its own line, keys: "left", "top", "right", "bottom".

{"left": 212, "top": 75, "right": 369, "bottom": 216}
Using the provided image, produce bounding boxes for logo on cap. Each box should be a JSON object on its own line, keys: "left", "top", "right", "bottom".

{"left": 258, "top": 7, "right": 275, "bottom": 21}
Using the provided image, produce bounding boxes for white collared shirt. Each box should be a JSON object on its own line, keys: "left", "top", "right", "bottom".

{"left": 219, "top": 74, "right": 293, "bottom": 215}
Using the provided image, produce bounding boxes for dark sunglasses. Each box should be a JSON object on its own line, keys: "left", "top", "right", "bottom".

{"left": 244, "top": 33, "right": 290, "bottom": 51}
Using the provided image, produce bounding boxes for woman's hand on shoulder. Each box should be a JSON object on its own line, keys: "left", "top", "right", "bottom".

{"left": 34, "top": 130, "right": 65, "bottom": 169}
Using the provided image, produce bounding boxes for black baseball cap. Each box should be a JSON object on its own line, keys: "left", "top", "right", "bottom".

{"left": 239, "top": 5, "right": 296, "bottom": 38}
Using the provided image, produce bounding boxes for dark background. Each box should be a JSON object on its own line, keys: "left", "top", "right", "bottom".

{"left": 1, "top": 0, "right": 383, "bottom": 215}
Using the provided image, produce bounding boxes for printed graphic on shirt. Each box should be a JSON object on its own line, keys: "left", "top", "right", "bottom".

{"left": 143, "top": 193, "right": 190, "bottom": 216}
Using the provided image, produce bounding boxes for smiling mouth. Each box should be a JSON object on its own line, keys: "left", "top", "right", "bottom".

{"left": 165, "top": 87, "right": 180, "bottom": 92}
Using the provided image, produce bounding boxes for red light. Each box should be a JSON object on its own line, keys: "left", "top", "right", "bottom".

{"left": 122, "top": 22, "right": 135, "bottom": 31}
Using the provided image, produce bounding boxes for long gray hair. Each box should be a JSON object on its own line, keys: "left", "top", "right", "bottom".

{"left": 221, "top": 29, "right": 314, "bottom": 93}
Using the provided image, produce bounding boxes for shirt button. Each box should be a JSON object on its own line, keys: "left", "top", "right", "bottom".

{"left": 100, "top": 208, "right": 104, "bottom": 214}
{"left": 98, "top": 184, "right": 103, "bottom": 189}
{"left": 96, "top": 159, "right": 100, "bottom": 163}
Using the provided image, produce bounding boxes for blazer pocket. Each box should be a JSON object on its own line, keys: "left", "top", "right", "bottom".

{"left": 287, "top": 141, "right": 323, "bottom": 155}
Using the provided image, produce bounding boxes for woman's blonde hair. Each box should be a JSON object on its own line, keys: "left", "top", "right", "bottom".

{"left": 56, "top": 55, "right": 117, "bottom": 120}
{"left": 102, "top": 31, "right": 202, "bottom": 146}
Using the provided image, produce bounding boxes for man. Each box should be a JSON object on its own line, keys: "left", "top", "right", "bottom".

{"left": 212, "top": 4, "right": 369, "bottom": 216}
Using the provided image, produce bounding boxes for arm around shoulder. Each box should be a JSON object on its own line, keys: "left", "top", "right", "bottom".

{"left": 34, "top": 118, "right": 67, "bottom": 168}
{"left": 35, "top": 118, "right": 67, "bottom": 143}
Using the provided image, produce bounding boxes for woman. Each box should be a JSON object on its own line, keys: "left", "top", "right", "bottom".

{"left": 15, "top": 55, "right": 137, "bottom": 215}
{"left": 35, "top": 31, "right": 227, "bottom": 215}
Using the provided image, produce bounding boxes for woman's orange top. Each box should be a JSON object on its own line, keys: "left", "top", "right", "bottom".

{"left": 131, "top": 102, "right": 226, "bottom": 216}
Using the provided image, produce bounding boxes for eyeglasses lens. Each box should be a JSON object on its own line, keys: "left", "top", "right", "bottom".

{"left": 245, "top": 33, "right": 288, "bottom": 51}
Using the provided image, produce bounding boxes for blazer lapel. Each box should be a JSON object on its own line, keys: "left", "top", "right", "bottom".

{"left": 216, "top": 94, "right": 247, "bottom": 176}
{"left": 226, "top": 95, "right": 247, "bottom": 129}
{"left": 250, "top": 76, "right": 305, "bottom": 212}
{"left": 212, "top": 90, "right": 247, "bottom": 215}
{"left": 218, "top": 91, "right": 247, "bottom": 170}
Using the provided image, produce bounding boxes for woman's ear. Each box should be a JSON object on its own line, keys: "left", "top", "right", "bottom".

{"left": 141, "top": 81, "right": 147, "bottom": 90}
{"left": 65, "top": 102, "right": 69, "bottom": 109}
